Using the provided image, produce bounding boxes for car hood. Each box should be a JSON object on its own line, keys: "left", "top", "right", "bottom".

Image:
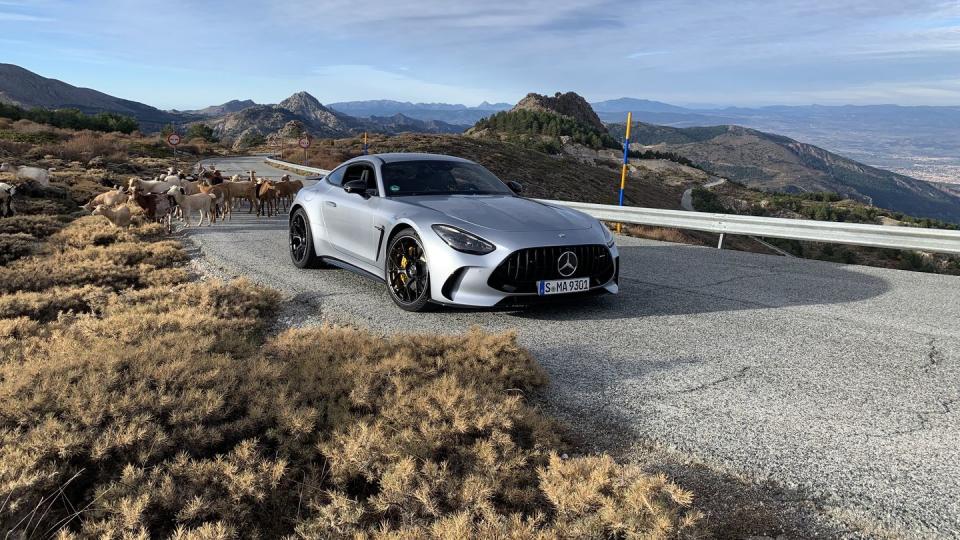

{"left": 405, "top": 195, "right": 594, "bottom": 232}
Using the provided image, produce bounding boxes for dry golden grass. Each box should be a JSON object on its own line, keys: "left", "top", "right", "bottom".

{"left": 0, "top": 217, "right": 186, "bottom": 294}
{"left": 0, "top": 215, "right": 67, "bottom": 237}
{"left": 0, "top": 233, "right": 36, "bottom": 265}
{"left": 1, "top": 132, "right": 705, "bottom": 538}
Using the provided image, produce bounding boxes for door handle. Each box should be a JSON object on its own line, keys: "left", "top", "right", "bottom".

{"left": 325, "top": 201, "right": 337, "bottom": 207}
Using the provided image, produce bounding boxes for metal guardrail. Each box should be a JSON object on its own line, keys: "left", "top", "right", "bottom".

{"left": 538, "top": 200, "right": 960, "bottom": 255}
{"left": 261, "top": 158, "right": 960, "bottom": 255}
{"left": 264, "top": 158, "right": 330, "bottom": 176}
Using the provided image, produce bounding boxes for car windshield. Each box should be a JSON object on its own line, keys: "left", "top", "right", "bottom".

{"left": 380, "top": 160, "right": 514, "bottom": 196}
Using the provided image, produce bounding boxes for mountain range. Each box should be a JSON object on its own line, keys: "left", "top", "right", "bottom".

{"left": 2, "top": 63, "right": 959, "bottom": 221}
{"left": 203, "top": 92, "right": 464, "bottom": 147}
{"left": 0, "top": 64, "right": 463, "bottom": 142}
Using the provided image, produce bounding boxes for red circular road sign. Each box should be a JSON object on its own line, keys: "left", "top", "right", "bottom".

{"left": 167, "top": 133, "right": 181, "bottom": 146}
{"left": 298, "top": 137, "right": 311, "bottom": 149}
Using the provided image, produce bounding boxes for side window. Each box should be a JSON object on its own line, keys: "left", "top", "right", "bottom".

{"left": 343, "top": 164, "right": 379, "bottom": 195}
{"left": 326, "top": 167, "right": 346, "bottom": 187}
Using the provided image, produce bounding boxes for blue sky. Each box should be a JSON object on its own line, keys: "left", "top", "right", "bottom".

{"left": 3, "top": 0, "right": 959, "bottom": 109}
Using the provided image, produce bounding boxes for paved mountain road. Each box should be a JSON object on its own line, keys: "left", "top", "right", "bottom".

{"left": 189, "top": 157, "right": 960, "bottom": 538}
{"left": 197, "top": 154, "right": 310, "bottom": 180}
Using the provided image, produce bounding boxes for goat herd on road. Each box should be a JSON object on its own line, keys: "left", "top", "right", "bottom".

{"left": 83, "top": 165, "right": 304, "bottom": 232}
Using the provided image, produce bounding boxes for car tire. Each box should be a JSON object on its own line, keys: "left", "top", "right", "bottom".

{"left": 289, "top": 208, "right": 324, "bottom": 269}
{"left": 386, "top": 229, "right": 433, "bottom": 312}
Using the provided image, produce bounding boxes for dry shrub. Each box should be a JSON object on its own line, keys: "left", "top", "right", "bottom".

{"left": 619, "top": 223, "right": 705, "bottom": 246}
{"left": 0, "top": 214, "right": 66, "bottom": 236}
{"left": 0, "top": 217, "right": 185, "bottom": 293}
{"left": 49, "top": 215, "right": 166, "bottom": 249}
{"left": 0, "top": 139, "right": 31, "bottom": 157}
{"left": 0, "top": 233, "right": 35, "bottom": 265}
{"left": 0, "top": 284, "right": 111, "bottom": 321}
{"left": 46, "top": 131, "right": 121, "bottom": 162}
{"left": 1, "top": 319, "right": 702, "bottom": 538}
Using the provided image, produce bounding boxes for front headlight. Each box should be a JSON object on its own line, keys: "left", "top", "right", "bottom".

{"left": 432, "top": 224, "right": 496, "bottom": 255}
{"left": 601, "top": 223, "right": 615, "bottom": 247}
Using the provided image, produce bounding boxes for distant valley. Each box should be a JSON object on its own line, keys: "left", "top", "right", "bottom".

{"left": 590, "top": 98, "right": 960, "bottom": 186}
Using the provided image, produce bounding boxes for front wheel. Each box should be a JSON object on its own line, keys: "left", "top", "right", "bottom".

{"left": 386, "top": 229, "right": 432, "bottom": 311}
{"left": 289, "top": 208, "right": 324, "bottom": 268}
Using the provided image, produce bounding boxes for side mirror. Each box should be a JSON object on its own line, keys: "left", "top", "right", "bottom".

{"left": 507, "top": 181, "right": 524, "bottom": 194}
{"left": 343, "top": 179, "right": 369, "bottom": 196}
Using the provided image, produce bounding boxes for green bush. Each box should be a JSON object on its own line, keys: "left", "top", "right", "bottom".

{"left": 0, "top": 103, "right": 137, "bottom": 134}
{"left": 691, "top": 186, "right": 731, "bottom": 213}
{"left": 475, "top": 110, "right": 618, "bottom": 149}
{"left": 186, "top": 123, "right": 218, "bottom": 142}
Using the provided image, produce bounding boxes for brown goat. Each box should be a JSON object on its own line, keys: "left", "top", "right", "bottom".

{"left": 256, "top": 180, "right": 279, "bottom": 217}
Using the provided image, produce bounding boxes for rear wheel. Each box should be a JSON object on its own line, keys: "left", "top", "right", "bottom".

{"left": 289, "top": 208, "right": 324, "bottom": 268}
{"left": 386, "top": 229, "right": 432, "bottom": 311}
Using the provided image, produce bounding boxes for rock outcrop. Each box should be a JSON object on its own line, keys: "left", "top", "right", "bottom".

{"left": 511, "top": 92, "right": 607, "bottom": 132}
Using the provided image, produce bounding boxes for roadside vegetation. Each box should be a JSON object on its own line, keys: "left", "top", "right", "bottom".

{"left": 1, "top": 124, "right": 704, "bottom": 538}
{"left": 0, "top": 102, "right": 138, "bottom": 134}
{"left": 0, "top": 117, "right": 226, "bottom": 165}
{"left": 692, "top": 185, "right": 960, "bottom": 273}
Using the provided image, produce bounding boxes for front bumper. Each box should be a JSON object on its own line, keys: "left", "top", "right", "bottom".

{"left": 425, "top": 228, "right": 620, "bottom": 308}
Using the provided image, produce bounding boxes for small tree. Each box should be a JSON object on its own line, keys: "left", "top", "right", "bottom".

{"left": 186, "top": 123, "right": 218, "bottom": 142}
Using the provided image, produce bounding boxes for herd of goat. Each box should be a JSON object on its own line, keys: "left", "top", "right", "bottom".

{"left": 79, "top": 165, "right": 305, "bottom": 231}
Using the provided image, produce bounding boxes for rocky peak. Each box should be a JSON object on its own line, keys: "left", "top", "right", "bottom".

{"left": 511, "top": 91, "right": 606, "bottom": 132}
{"left": 279, "top": 91, "right": 327, "bottom": 116}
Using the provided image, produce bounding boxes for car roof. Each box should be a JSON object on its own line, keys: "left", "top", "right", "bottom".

{"left": 344, "top": 152, "right": 475, "bottom": 165}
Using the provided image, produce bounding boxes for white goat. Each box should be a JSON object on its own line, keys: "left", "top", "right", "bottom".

{"left": 166, "top": 186, "right": 216, "bottom": 227}
{"left": 0, "top": 182, "right": 16, "bottom": 218}
{"left": 129, "top": 176, "right": 181, "bottom": 194}
{"left": 0, "top": 163, "right": 53, "bottom": 188}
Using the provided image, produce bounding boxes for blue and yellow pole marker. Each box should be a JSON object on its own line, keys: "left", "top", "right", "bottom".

{"left": 363, "top": 132, "right": 369, "bottom": 155}
{"left": 617, "top": 111, "right": 632, "bottom": 233}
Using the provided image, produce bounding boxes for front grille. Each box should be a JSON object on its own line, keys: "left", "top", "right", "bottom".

{"left": 488, "top": 244, "right": 615, "bottom": 293}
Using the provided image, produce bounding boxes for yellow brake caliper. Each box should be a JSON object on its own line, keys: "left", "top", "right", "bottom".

{"left": 399, "top": 255, "right": 409, "bottom": 284}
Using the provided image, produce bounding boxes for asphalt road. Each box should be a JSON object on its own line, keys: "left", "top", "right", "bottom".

{"left": 191, "top": 157, "right": 960, "bottom": 538}
{"left": 198, "top": 154, "right": 310, "bottom": 181}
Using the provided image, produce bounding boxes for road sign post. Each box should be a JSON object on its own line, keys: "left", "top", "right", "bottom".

{"left": 362, "top": 132, "right": 368, "bottom": 155}
{"left": 298, "top": 136, "right": 311, "bottom": 165}
{"left": 167, "top": 132, "right": 181, "bottom": 168}
{"left": 617, "top": 112, "right": 632, "bottom": 233}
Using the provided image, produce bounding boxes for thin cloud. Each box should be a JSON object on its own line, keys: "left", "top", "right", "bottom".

{"left": 0, "top": 11, "right": 52, "bottom": 21}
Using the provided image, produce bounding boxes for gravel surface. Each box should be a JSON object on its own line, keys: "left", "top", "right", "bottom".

{"left": 189, "top": 157, "right": 960, "bottom": 538}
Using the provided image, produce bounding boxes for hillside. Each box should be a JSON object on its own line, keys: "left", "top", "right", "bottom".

{"left": 298, "top": 133, "right": 687, "bottom": 209}
{"left": 609, "top": 122, "right": 960, "bottom": 223}
{"left": 0, "top": 63, "right": 191, "bottom": 131}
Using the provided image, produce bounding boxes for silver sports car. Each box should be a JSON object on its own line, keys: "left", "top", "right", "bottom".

{"left": 288, "top": 153, "right": 619, "bottom": 311}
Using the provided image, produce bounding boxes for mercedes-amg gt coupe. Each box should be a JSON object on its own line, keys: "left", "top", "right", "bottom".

{"left": 287, "top": 153, "right": 619, "bottom": 311}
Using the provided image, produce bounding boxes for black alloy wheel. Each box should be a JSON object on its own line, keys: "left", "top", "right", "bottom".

{"left": 386, "top": 229, "right": 432, "bottom": 311}
{"left": 289, "top": 208, "right": 323, "bottom": 268}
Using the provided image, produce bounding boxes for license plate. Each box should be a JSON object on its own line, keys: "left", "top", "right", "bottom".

{"left": 537, "top": 277, "right": 590, "bottom": 296}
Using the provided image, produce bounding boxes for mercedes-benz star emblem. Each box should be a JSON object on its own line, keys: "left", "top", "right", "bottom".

{"left": 557, "top": 251, "right": 578, "bottom": 277}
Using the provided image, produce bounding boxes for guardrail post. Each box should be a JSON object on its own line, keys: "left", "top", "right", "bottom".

{"left": 717, "top": 233, "right": 725, "bottom": 249}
